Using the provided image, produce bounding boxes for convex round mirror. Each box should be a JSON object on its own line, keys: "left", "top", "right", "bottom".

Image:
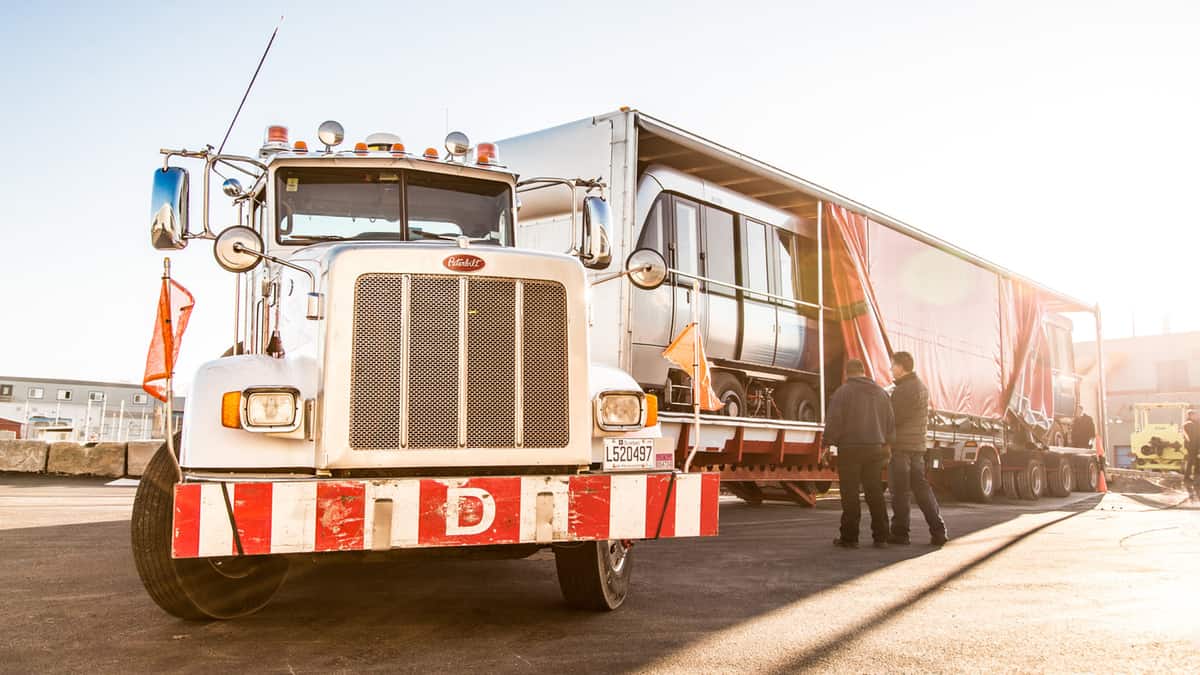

{"left": 318, "top": 120, "right": 345, "bottom": 150}
{"left": 625, "top": 248, "right": 668, "bottom": 290}
{"left": 221, "top": 178, "right": 244, "bottom": 198}
{"left": 444, "top": 131, "right": 470, "bottom": 157}
{"left": 213, "top": 226, "right": 264, "bottom": 273}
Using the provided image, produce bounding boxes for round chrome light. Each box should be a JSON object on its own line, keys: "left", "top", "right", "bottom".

{"left": 444, "top": 131, "right": 470, "bottom": 157}
{"left": 317, "top": 120, "right": 345, "bottom": 149}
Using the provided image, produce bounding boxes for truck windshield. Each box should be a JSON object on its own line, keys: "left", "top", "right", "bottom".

{"left": 275, "top": 168, "right": 512, "bottom": 245}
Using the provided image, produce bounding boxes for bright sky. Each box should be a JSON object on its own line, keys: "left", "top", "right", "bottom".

{"left": 1, "top": 0, "right": 1196, "bottom": 385}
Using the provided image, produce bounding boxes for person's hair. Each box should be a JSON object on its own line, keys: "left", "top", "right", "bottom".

{"left": 891, "top": 351, "right": 914, "bottom": 373}
{"left": 845, "top": 359, "right": 866, "bottom": 377}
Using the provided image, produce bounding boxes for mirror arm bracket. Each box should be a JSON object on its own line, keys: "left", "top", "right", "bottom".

{"left": 232, "top": 244, "right": 324, "bottom": 320}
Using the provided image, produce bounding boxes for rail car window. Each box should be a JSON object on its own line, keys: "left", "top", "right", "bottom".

{"left": 704, "top": 206, "right": 736, "bottom": 296}
{"left": 745, "top": 219, "right": 770, "bottom": 297}
{"left": 775, "top": 229, "right": 799, "bottom": 302}
{"left": 674, "top": 199, "right": 700, "bottom": 283}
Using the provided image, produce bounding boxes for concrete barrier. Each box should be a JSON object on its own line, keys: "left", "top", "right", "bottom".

{"left": 46, "top": 442, "right": 126, "bottom": 478}
{"left": 0, "top": 440, "right": 50, "bottom": 473}
{"left": 126, "top": 441, "right": 162, "bottom": 477}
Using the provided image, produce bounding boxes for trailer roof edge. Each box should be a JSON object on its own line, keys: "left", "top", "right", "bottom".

{"left": 632, "top": 111, "right": 1096, "bottom": 314}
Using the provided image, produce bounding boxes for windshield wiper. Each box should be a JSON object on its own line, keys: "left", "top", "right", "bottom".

{"left": 287, "top": 234, "right": 347, "bottom": 242}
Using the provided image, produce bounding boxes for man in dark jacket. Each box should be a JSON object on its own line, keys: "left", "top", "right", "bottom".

{"left": 887, "top": 352, "right": 948, "bottom": 546}
{"left": 1183, "top": 410, "right": 1199, "bottom": 482}
{"left": 1070, "top": 406, "right": 1096, "bottom": 449}
{"left": 824, "top": 359, "right": 895, "bottom": 548}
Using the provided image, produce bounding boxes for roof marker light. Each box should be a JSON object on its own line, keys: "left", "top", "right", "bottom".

{"left": 423, "top": 147, "right": 440, "bottom": 159}
{"left": 391, "top": 143, "right": 406, "bottom": 154}
{"left": 293, "top": 140, "right": 308, "bottom": 152}
{"left": 354, "top": 142, "right": 369, "bottom": 155}
{"left": 475, "top": 142, "right": 498, "bottom": 165}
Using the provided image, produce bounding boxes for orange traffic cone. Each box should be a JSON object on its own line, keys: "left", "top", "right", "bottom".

{"left": 1096, "top": 441, "right": 1108, "bottom": 493}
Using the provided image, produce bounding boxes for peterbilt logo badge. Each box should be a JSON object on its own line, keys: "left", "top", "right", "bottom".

{"left": 443, "top": 254, "right": 486, "bottom": 272}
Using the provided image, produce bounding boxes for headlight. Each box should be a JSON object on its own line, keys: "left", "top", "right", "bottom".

{"left": 595, "top": 391, "right": 646, "bottom": 431}
{"left": 242, "top": 387, "right": 300, "bottom": 431}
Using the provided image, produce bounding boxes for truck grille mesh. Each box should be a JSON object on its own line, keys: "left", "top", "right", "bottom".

{"left": 350, "top": 273, "right": 569, "bottom": 450}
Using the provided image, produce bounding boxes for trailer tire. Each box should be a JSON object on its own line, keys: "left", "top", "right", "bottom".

{"left": 1075, "top": 457, "right": 1100, "bottom": 492}
{"left": 1048, "top": 458, "right": 1074, "bottom": 497}
{"left": 711, "top": 372, "right": 747, "bottom": 418}
{"left": 725, "top": 481, "right": 764, "bottom": 506}
{"left": 1015, "top": 459, "right": 1044, "bottom": 501}
{"left": 1001, "top": 470, "right": 1018, "bottom": 499}
{"left": 131, "top": 441, "right": 288, "bottom": 620}
{"left": 776, "top": 382, "right": 820, "bottom": 422}
{"left": 965, "top": 456, "right": 997, "bottom": 503}
{"left": 554, "top": 540, "right": 632, "bottom": 611}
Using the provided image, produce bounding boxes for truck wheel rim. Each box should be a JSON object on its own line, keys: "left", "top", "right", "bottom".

{"left": 980, "top": 465, "right": 993, "bottom": 494}
{"left": 606, "top": 541, "right": 628, "bottom": 575}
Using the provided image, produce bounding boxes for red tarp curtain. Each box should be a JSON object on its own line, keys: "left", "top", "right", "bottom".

{"left": 824, "top": 203, "right": 1054, "bottom": 425}
{"left": 823, "top": 204, "right": 892, "bottom": 386}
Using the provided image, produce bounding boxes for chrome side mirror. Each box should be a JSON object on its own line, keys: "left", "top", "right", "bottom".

{"left": 581, "top": 195, "right": 612, "bottom": 269}
{"left": 150, "top": 167, "right": 189, "bottom": 250}
{"left": 222, "top": 178, "right": 244, "bottom": 198}
{"left": 626, "top": 248, "right": 668, "bottom": 290}
{"left": 213, "top": 226, "right": 264, "bottom": 273}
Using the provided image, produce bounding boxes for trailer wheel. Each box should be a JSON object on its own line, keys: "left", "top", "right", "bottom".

{"left": 1075, "top": 457, "right": 1100, "bottom": 492}
{"left": 724, "top": 481, "right": 764, "bottom": 506}
{"left": 131, "top": 441, "right": 288, "bottom": 620}
{"left": 776, "top": 382, "right": 820, "bottom": 422}
{"left": 965, "top": 456, "right": 997, "bottom": 503}
{"left": 1047, "top": 458, "right": 1074, "bottom": 497}
{"left": 711, "top": 372, "right": 747, "bottom": 418}
{"left": 1001, "top": 470, "right": 1018, "bottom": 499}
{"left": 554, "top": 540, "right": 632, "bottom": 611}
{"left": 1015, "top": 459, "right": 1044, "bottom": 500}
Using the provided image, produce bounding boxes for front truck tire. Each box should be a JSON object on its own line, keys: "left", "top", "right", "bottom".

{"left": 554, "top": 540, "right": 632, "bottom": 610}
{"left": 131, "top": 443, "right": 288, "bottom": 620}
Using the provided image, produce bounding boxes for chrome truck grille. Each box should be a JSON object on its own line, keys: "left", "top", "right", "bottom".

{"left": 349, "top": 274, "right": 569, "bottom": 450}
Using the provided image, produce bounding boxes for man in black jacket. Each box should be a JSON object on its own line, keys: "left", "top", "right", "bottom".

{"left": 887, "top": 352, "right": 947, "bottom": 546}
{"left": 1184, "top": 410, "right": 1199, "bottom": 482}
{"left": 824, "top": 359, "right": 895, "bottom": 548}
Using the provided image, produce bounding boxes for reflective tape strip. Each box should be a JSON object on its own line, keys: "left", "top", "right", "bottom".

{"left": 169, "top": 473, "right": 720, "bottom": 559}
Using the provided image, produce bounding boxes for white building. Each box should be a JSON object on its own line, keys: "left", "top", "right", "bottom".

{"left": 0, "top": 375, "right": 184, "bottom": 442}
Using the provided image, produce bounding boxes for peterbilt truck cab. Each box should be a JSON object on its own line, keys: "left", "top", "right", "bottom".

{"left": 133, "top": 122, "right": 719, "bottom": 620}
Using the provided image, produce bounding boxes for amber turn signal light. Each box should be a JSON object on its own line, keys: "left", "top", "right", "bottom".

{"left": 645, "top": 393, "right": 658, "bottom": 427}
{"left": 221, "top": 391, "right": 241, "bottom": 429}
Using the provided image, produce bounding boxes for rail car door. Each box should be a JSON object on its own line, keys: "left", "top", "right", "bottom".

{"left": 629, "top": 195, "right": 675, "bottom": 385}
{"left": 738, "top": 218, "right": 776, "bottom": 367}
{"left": 668, "top": 196, "right": 709, "bottom": 348}
{"left": 700, "top": 204, "right": 738, "bottom": 361}
{"left": 772, "top": 228, "right": 819, "bottom": 371}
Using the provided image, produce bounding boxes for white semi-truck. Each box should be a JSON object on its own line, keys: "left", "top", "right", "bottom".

{"left": 134, "top": 123, "right": 720, "bottom": 619}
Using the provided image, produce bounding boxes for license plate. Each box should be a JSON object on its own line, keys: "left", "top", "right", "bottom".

{"left": 603, "top": 437, "right": 656, "bottom": 471}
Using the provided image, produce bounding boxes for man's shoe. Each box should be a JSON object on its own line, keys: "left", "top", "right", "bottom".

{"left": 931, "top": 534, "right": 949, "bottom": 546}
{"left": 873, "top": 540, "right": 889, "bottom": 549}
{"left": 887, "top": 535, "right": 910, "bottom": 545}
{"left": 832, "top": 537, "right": 859, "bottom": 549}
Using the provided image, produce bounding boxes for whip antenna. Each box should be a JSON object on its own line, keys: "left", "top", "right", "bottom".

{"left": 217, "top": 16, "right": 283, "bottom": 156}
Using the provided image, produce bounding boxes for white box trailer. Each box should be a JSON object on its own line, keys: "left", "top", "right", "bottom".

{"left": 499, "top": 109, "right": 1110, "bottom": 506}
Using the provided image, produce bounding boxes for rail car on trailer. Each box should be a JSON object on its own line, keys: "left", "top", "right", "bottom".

{"left": 500, "top": 109, "right": 1109, "bottom": 505}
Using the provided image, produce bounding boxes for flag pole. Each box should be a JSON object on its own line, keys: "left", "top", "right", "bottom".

{"left": 684, "top": 278, "right": 702, "bottom": 473}
{"left": 163, "top": 258, "right": 183, "bottom": 481}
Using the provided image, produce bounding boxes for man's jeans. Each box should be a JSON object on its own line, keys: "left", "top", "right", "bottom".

{"left": 889, "top": 451, "right": 947, "bottom": 539}
{"left": 837, "top": 445, "right": 889, "bottom": 543}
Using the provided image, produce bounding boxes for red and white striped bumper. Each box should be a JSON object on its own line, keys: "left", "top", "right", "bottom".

{"left": 172, "top": 472, "right": 720, "bottom": 559}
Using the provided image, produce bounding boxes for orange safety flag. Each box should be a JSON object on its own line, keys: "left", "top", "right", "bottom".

{"left": 143, "top": 277, "right": 195, "bottom": 402}
{"left": 662, "top": 322, "right": 722, "bottom": 412}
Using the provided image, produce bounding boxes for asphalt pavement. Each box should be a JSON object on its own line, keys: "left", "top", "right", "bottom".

{"left": 1, "top": 473, "right": 1198, "bottom": 673}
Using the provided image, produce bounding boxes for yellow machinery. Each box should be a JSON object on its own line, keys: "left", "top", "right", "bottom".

{"left": 1130, "top": 402, "right": 1190, "bottom": 471}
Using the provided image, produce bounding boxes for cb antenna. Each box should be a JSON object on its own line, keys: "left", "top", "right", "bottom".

{"left": 217, "top": 16, "right": 284, "bottom": 156}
